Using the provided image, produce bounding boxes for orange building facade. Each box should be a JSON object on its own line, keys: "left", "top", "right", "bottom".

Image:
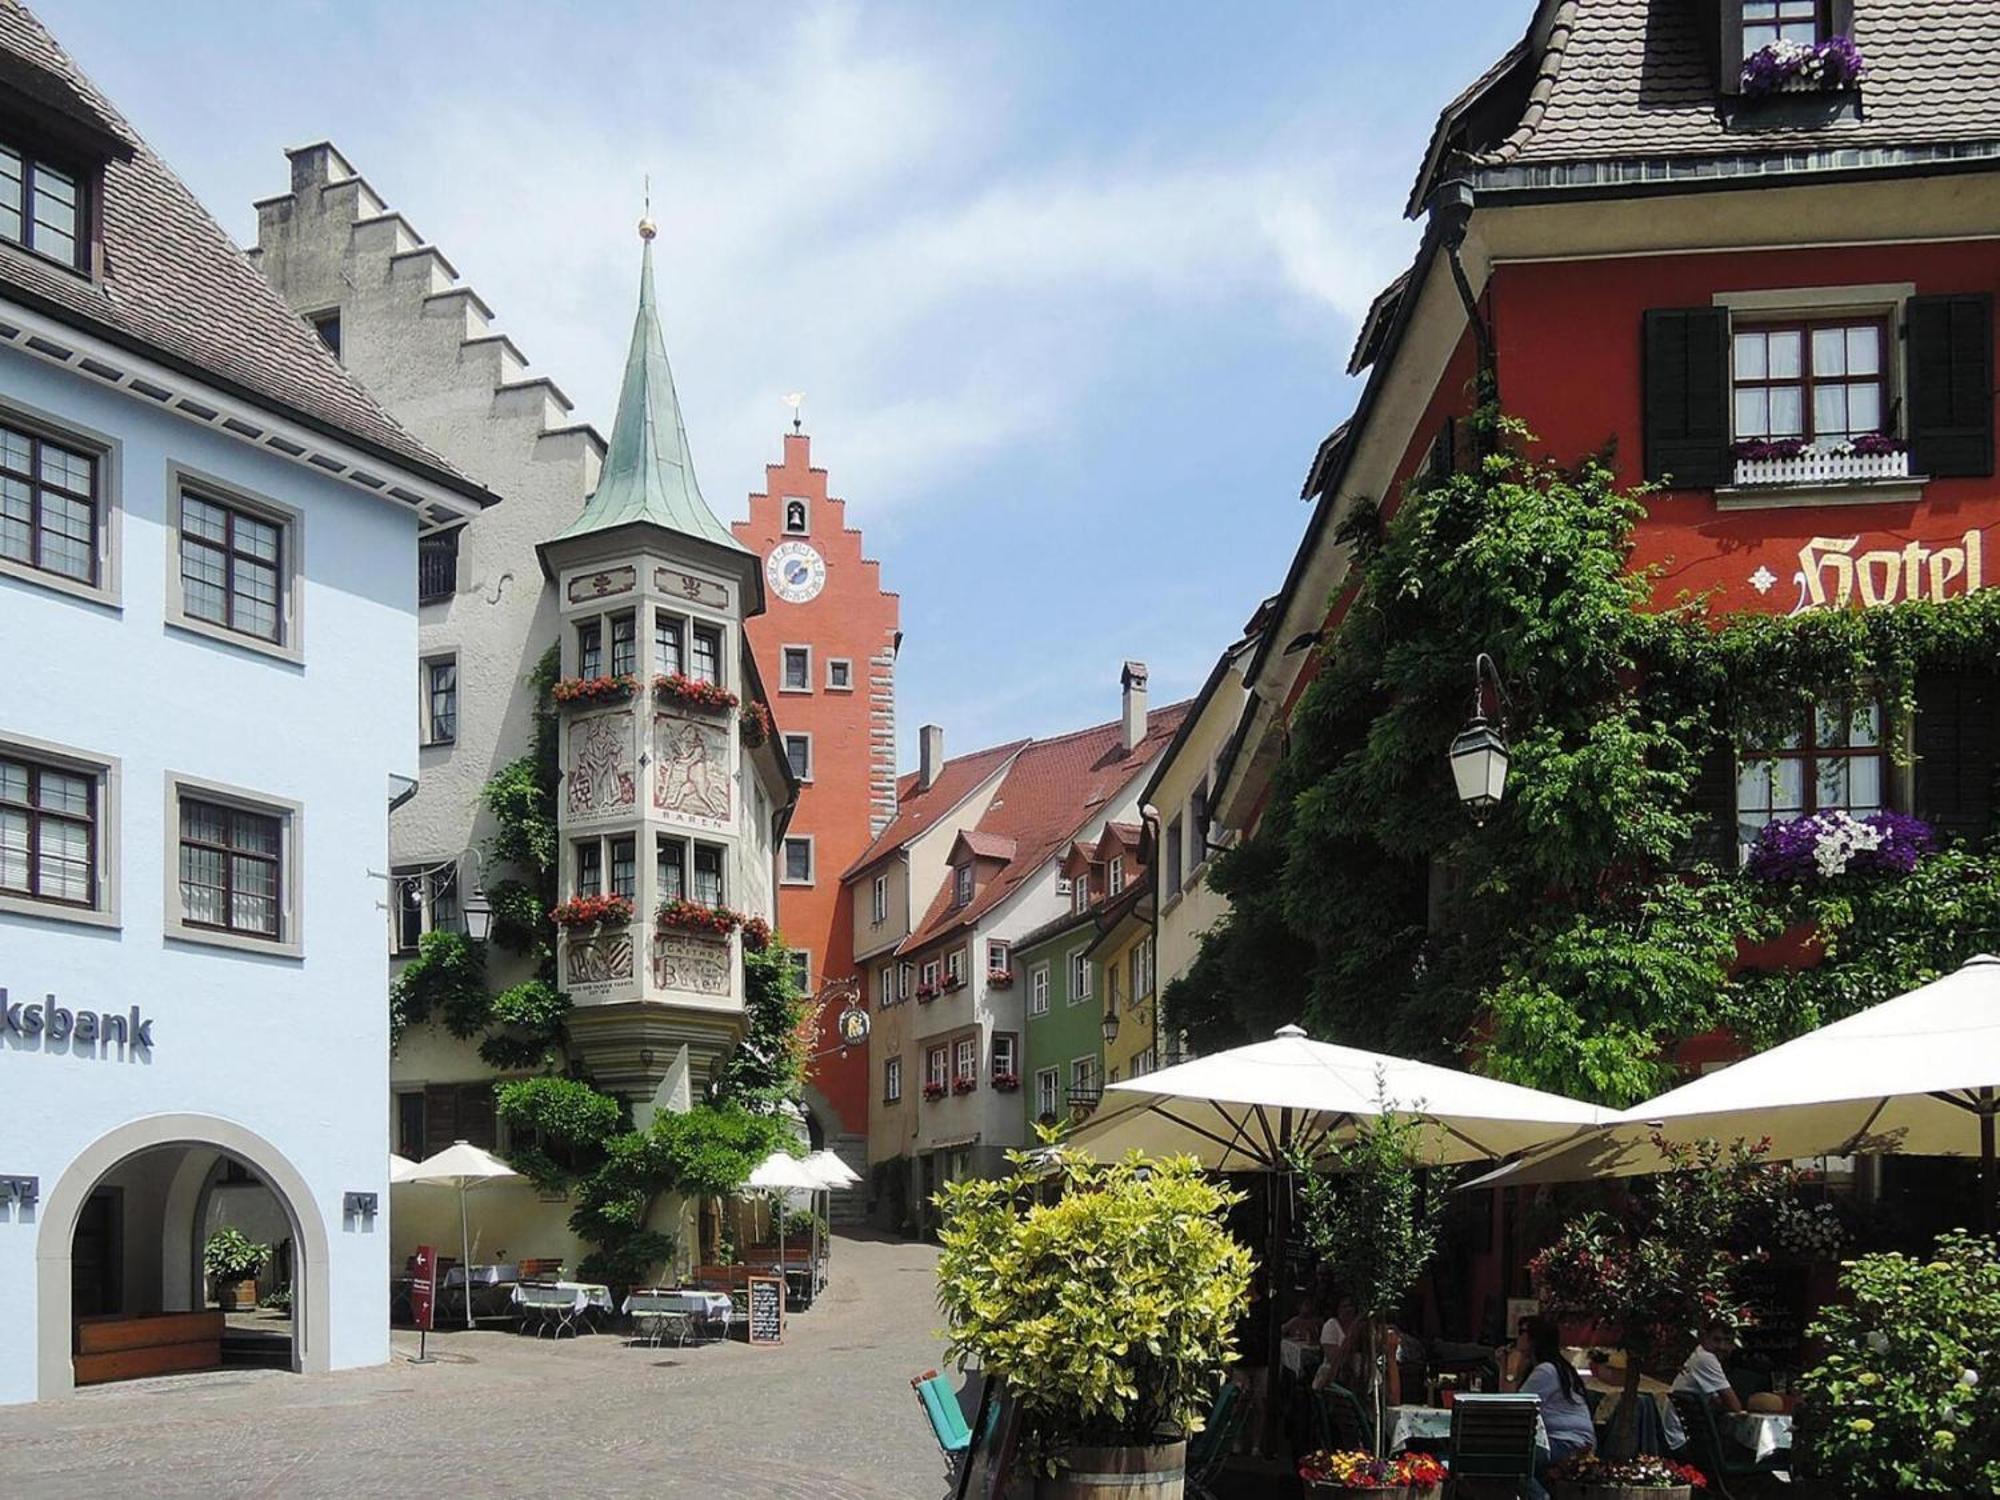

{"left": 734, "top": 432, "right": 899, "bottom": 1178}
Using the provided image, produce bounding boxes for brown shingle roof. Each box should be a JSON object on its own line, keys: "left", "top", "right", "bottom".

{"left": 0, "top": 2, "right": 487, "bottom": 504}
{"left": 901, "top": 701, "right": 1192, "bottom": 955}
{"left": 841, "top": 737, "right": 1029, "bottom": 879}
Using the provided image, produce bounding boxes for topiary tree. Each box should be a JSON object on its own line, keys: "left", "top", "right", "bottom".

{"left": 935, "top": 1147, "right": 1253, "bottom": 1476}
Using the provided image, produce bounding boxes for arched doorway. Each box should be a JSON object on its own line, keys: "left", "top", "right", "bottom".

{"left": 35, "top": 1115, "right": 330, "bottom": 1400}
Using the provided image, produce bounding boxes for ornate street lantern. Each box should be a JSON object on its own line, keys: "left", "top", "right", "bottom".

{"left": 1100, "top": 1008, "right": 1121, "bottom": 1046}
{"left": 461, "top": 884, "right": 494, "bottom": 943}
{"left": 1449, "top": 652, "right": 1511, "bottom": 824}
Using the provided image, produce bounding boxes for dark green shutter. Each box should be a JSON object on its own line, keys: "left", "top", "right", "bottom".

{"left": 1914, "top": 674, "right": 1999, "bottom": 844}
{"left": 1644, "top": 308, "right": 1731, "bottom": 488}
{"left": 1907, "top": 294, "right": 1994, "bottom": 478}
{"left": 1719, "top": 1, "right": 1745, "bottom": 94}
{"left": 423, "top": 1084, "right": 458, "bottom": 1157}
{"left": 1680, "top": 740, "right": 1739, "bottom": 868}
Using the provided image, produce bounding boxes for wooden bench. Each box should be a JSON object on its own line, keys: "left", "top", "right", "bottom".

{"left": 74, "top": 1311, "right": 225, "bottom": 1385}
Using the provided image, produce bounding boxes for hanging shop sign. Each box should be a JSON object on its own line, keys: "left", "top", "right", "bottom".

{"left": 1, "top": 990, "right": 153, "bottom": 1050}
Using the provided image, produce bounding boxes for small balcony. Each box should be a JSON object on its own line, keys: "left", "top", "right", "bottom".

{"left": 1731, "top": 443, "right": 1910, "bottom": 489}
{"left": 1066, "top": 1083, "right": 1103, "bottom": 1115}
{"left": 418, "top": 530, "right": 460, "bottom": 604}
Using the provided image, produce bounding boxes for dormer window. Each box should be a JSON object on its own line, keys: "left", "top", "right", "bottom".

{"left": 1742, "top": 0, "right": 1821, "bottom": 52}
{"left": 953, "top": 862, "right": 973, "bottom": 908}
{"left": 1073, "top": 871, "right": 1091, "bottom": 913}
{"left": 0, "top": 141, "right": 84, "bottom": 270}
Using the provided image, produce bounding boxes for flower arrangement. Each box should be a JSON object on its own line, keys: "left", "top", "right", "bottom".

{"left": 1772, "top": 1197, "right": 1846, "bottom": 1260}
{"left": 1731, "top": 433, "right": 1905, "bottom": 461}
{"left": 992, "top": 1071, "right": 1021, "bottom": 1092}
{"left": 550, "top": 894, "right": 635, "bottom": 928}
{"left": 987, "top": 968, "right": 1015, "bottom": 988}
{"left": 553, "top": 673, "right": 640, "bottom": 706}
{"left": 656, "top": 898, "right": 744, "bottom": 937}
{"left": 953, "top": 1076, "right": 978, "bottom": 1095}
{"left": 653, "top": 673, "right": 740, "bottom": 713}
{"left": 941, "top": 972, "right": 965, "bottom": 992}
{"left": 1849, "top": 432, "right": 1906, "bottom": 456}
{"left": 740, "top": 915, "right": 771, "bottom": 952}
{"left": 916, "top": 982, "right": 940, "bottom": 1002}
{"left": 739, "top": 702, "right": 773, "bottom": 748}
{"left": 1298, "top": 1450, "right": 1448, "bottom": 1491}
{"left": 1546, "top": 1453, "right": 1708, "bottom": 1489}
{"left": 1741, "top": 35, "right": 1866, "bottom": 96}
{"left": 922, "top": 1081, "right": 949, "bottom": 1102}
{"left": 1745, "top": 810, "right": 1934, "bottom": 883}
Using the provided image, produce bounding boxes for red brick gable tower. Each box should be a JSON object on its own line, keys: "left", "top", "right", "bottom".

{"left": 734, "top": 431, "right": 899, "bottom": 1189}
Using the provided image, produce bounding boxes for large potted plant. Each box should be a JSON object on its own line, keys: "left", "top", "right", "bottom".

{"left": 203, "top": 1227, "right": 269, "bottom": 1312}
{"left": 935, "top": 1145, "right": 1252, "bottom": 1498}
{"left": 1547, "top": 1453, "right": 1708, "bottom": 1499}
{"left": 1299, "top": 1449, "right": 1446, "bottom": 1498}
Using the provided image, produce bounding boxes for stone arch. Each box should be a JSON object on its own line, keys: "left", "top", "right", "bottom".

{"left": 35, "top": 1114, "right": 331, "bottom": 1400}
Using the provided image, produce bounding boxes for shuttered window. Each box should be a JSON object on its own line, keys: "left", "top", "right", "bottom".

{"left": 1644, "top": 308, "right": 1731, "bottom": 488}
{"left": 1907, "top": 294, "right": 1994, "bottom": 479}
{"left": 423, "top": 1082, "right": 497, "bottom": 1156}
{"left": 1913, "top": 674, "right": 1999, "bottom": 845}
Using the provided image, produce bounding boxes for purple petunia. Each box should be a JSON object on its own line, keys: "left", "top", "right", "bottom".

{"left": 1746, "top": 810, "right": 1934, "bottom": 883}
{"left": 1742, "top": 36, "right": 1868, "bottom": 97}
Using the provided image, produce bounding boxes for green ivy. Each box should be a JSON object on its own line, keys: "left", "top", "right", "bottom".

{"left": 389, "top": 930, "right": 490, "bottom": 1041}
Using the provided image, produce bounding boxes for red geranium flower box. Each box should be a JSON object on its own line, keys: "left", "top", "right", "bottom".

{"left": 550, "top": 894, "right": 635, "bottom": 928}
{"left": 991, "top": 1072, "right": 1020, "bottom": 1092}
{"left": 921, "top": 1082, "right": 949, "bottom": 1102}
{"left": 986, "top": 969, "right": 1015, "bottom": 988}
{"left": 553, "top": 674, "right": 640, "bottom": 707}
{"left": 654, "top": 673, "right": 740, "bottom": 713}
{"left": 952, "top": 1076, "right": 977, "bottom": 1095}
{"left": 657, "top": 899, "right": 744, "bottom": 937}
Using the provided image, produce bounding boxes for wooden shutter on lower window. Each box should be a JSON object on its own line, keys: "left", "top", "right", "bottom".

{"left": 1907, "top": 294, "right": 1995, "bottom": 479}
{"left": 1644, "top": 308, "right": 1731, "bottom": 488}
{"left": 1913, "top": 673, "right": 1999, "bottom": 844}
{"left": 456, "top": 1085, "right": 498, "bottom": 1151}
{"left": 422, "top": 1084, "right": 458, "bottom": 1157}
{"left": 1680, "top": 740, "right": 1739, "bottom": 868}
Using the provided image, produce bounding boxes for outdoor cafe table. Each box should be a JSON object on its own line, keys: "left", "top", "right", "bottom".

{"left": 623, "top": 1288, "right": 733, "bottom": 1346}
{"left": 1722, "top": 1411, "right": 1793, "bottom": 1463}
{"left": 440, "top": 1263, "right": 520, "bottom": 1322}
{"left": 510, "top": 1280, "right": 614, "bottom": 1337}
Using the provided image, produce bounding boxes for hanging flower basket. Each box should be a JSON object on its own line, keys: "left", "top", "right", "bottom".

{"left": 922, "top": 1081, "right": 949, "bottom": 1102}
{"left": 1549, "top": 1453, "right": 1707, "bottom": 1498}
{"left": 653, "top": 673, "right": 740, "bottom": 713}
{"left": 553, "top": 674, "right": 640, "bottom": 707}
{"left": 550, "top": 894, "right": 634, "bottom": 929}
{"left": 986, "top": 969, "right": 1015, "bottom": 989}
{"left": 1740, "top": 35, "right": 1865, "bottom": 96}
{"left": 1299, "top": 1449, "right": 1446, "bottom": 1498}
{"left": 740, "top": 915, "right": 772, "bottom": 952}
{"left": 739, "top": 702, "right": 773, "bottom": 748}
{"left": 657, "top": 899, "right": 744, "bottom": 937}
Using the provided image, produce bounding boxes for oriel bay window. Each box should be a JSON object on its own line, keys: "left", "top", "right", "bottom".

{"left": 656, "top": 835, "right": 725, "bottom": 907}
{"left": 1736, "top": 699, "right": 1886, "bottom": 858}
{"left": 0, "top": 750, "right": 96, "bottom": 908}
{"left": 178, "top": 490, "right": 284, "bottom": 644}
{"left": 693, "top": 843, "right": 724, "bottom": 906}
{"left": 575, "top": 839, "right": 602, "bottom": 897}
{"left": 657, "top": 836, "right": 684, "bottom": 902}
{"left": 1, "top": 419, "right": 98, "bottom": 586}
{"left": 609, "top": 835, "right": 636, "bottom": 901}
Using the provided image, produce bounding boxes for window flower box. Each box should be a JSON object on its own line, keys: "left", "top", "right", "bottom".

{"left": 986, "top": 968, "right": 1015, "bottom": 989}
{"left": 941, "top": 973, "right": 965, "bottom": 993}
{"left": 921, "top": 1081, "right": 949, "bottom": 1102}
{"left": 656, "top": 898, "right": 744, "bottom": 937}
{"left": 915, "top": 983, "right": 940, "bottom": 1002}
{"left": 1731, "top": 436, "right": 1909, "bottom": 488}
{"left": 991, "top": 1072, "right": 1021, "bottom": 1093}
{"left": 653, "top": 673, "right": 740, "bottom": 713}
{"left": 550, "top": 894, "right": 634, "bottom": 929}
{"left": 1745, "top": 810, "right": 1933, "bottom": 883}
{"left": 553, "top": 673, "right": 640, "bottom": 707}
{"left": 1740, "top": 35, "right": 1865, "bottom": 96}
{"left": 739, "top": 702, "right": 773, "bottom": 748}
{"left": 952, "top": 1076, "right": 977, "bottom": 1096}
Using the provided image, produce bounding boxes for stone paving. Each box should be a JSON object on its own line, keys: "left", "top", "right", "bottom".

{"left": 0, "top": 1233, "right": 956, "bottom": 1500}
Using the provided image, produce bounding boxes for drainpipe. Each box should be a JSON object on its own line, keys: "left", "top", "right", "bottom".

{"left": 1426, "top": 170, "right": 1497, "bottom": 404}
{"left": 1139, "top": 804, "right": 1164, "bottom": 1069}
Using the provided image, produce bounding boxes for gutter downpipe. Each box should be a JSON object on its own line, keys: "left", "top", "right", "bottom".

{"left": 1428, "top": 167, "right": 1498, "bottom": 403}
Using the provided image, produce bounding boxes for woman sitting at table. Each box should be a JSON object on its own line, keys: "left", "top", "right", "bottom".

{"left": 1500, "top": 1315, "right": 1594, "bottom": 1494}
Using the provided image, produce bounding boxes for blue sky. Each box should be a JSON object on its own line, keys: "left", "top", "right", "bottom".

{"left": 44, "top": 0, "right": 1525, "bottom": 761}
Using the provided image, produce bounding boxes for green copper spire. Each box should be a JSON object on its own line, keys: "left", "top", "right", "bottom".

{"left": 554, "top": 224, "right": 747, "bottom": 554}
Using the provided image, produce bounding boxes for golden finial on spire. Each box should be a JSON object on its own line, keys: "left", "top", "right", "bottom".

{"left": 638, "top": 173, "right": 656, "bottom": 241}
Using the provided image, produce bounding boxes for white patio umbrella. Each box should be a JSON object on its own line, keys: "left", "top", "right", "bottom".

{"left": 1070, "top": 1024, "right": 1606, "bottom": 1451}
{"left": 389, "top": 1153, "right": 421, "bottom": 1184}
{"left": 800, "top": 1151, "right": 860, "bottom": 1286}
{"left": 747, "top": 1150, "right": 825, "bottom": 1308}
{"left": 1467, "top": 954, "right": 2000, "bottom": 1230}
{"left": 404, "top": 1140, "right": 520, "bottom": 1329}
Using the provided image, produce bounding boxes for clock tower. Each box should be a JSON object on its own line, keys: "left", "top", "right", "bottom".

{"left": 734, "top": 431, "right": 899, "bottom": 1190}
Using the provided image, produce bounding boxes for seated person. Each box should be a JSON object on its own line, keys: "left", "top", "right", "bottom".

{"left": 1311, "top": 1292, "right": 1364, "bottom": 1393}
{"left": 1281, "top": 1295, "right": 1323, "bottom": 1345}
{"left": 1500, "top": 1315, "right": 1594, "bottom": 1499}
{"left": 1664, "top": 1323, "right": 1744, "bottom": 1452}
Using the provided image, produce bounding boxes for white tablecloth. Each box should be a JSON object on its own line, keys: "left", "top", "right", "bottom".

{"left": 1386, "top": 1404, "right": 1549, "bottom": 1456}
{"left": 512, "top": 1281, "right": 613, "bottom": 1315}
{"left": 444, "top": 1263, "right": 519, "bottom": 1288}
{"left": 623, "top": 1288, "right": 733, "bottom": 1323}
{"left": 1280, "top": 1338, "right": 1322, "bottom": 1377}
{"left": 1722, "top": 1411, "right": 1793, "bottom": 1462}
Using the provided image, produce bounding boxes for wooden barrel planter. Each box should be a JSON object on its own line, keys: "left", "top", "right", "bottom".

{"left": 1037, "top": 1440, "right": 1186, "bottom": 1499}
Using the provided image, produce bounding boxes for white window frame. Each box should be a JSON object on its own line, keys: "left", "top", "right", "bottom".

{"left": 921, "top": 958, "right": 941, "bottom": 991}
{"left": 871, "top": 872, "right": 888, "bottom": 924}
{"left": 781, "top": 834, "right": 815, "bottom": 886}
{"left": 898, "top": 961, "right": 912, "bottom": 1000}
{"left": 1030, "top": 962, "right": 1050, "bottom": 1014}
{"left": 945, "top": 948, "right": 965, "bottom": 986}
{"left": 783, "top": 731, "right": 813, "bottom": 783}
{"left": 780, "top": 644, "right": 813, "bottom": 694}
{"left": 1035, "top": 1067, "right": 1060, "bottom": 1119}
{"left": 878, "top": 964, "right": 895, "bottom": 1007}
{"left": 826, "top": 657, "right": 854, "bottom": 691}
{"left": 884, "top": 1054, "right": 903, "bottom": 1103}
{"left": 1070, "top": 1054, "right": 1098, "bottom": 1096}
{"left": 927, "top": 1046, "right": 949, "bottom": 1089}
{"left": 1068, "top": 948, "right": 1091, "bottom": 1003}
{"left": 992, "top": 1032, "right": 1017, "bottom": 1078}
{"left": 1108, "top": 855, "right": 1125, "bottom": 895}
{"left": 986, "top": 939, "right": 1010, "bottom": 975}
{"left": 164, "top": 771, "right": 303, "bottom": 958}
{"left": 1073, "top": 872, "right": 1091, "bottom": 913}
{"left": 0, "top": 729, "right": 119, "bottom": 930}
{"left": 0, "top": 396, "right": 122, "bottom": 608}
{"left": 953, "top": 862, "right": 973, "bottom": 907}
{"left": 390, "top": 861, "right": 458, "bottom": 955}
{"left": 954, "top": 1036, "right": 977, "bottom": 1082}
{"left": 166, "top": 466, "right": 305, "bottom": 665}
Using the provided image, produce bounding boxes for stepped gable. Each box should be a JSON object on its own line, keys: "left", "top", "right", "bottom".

{"left": 901, "top": 701, "right": 1193, "bottom": 953}
{"left": 0, "top": 3, "right": 481, "bottom": 504}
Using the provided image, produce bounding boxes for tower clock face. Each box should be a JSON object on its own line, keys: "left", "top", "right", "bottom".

{"left": 767, "top": 541, "right": 827, "bottom": 604}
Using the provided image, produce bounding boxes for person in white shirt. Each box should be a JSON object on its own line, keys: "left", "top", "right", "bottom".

{"left": 1664, "top": 1324, "right": 1743, "bottom": 1451}
{"left": 1311, "top": 1293, "right": 1363, "bottom": 1393}
{"left": 1500, "top": 1315, "right": 1594, "bottom": 1500}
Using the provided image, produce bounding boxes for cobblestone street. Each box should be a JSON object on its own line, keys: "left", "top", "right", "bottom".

{"left": 0, "top": 1234, "right": 952, "bottom": 1500}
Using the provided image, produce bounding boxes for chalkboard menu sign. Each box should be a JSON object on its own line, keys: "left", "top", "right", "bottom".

{"left": 747, "top": 1274, "right": 784, "bottom": 1345}
{"left": 1737, "top": 1261, "right": 1807, "bottom": 1360}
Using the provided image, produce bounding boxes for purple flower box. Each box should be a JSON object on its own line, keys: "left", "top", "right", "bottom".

{"left": 1746, "top": 810, "right": 1933, "bottom": 883}
{"left": 1741, "top": 36, "right": 1866, "bottom": 97}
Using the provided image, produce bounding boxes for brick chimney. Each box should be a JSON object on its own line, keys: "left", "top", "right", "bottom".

{"left": 1121, "top": 661, "right": 1149, "bottom": 751}
{"left": 919, "top": 724, "right": 945, "bottom": 791}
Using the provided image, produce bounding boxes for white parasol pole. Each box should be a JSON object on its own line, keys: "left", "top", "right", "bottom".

{"left": 776, "top": 1190, "right": 786, "bottom": 1310}
{"left": 460, "top": 1185, "right": 474, "bottom": 1331}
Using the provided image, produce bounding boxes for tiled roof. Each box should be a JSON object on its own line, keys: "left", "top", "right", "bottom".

{"left": 841, "top": 737, "right": 1028, "bottom": 879}
{"left": 901, "top": 701, "right": 1193, "bottom": 954}
{"left": 0, "top": 2, "right": 485, "bottom": 503}
{"left": 1012, "top": 904, "right": 1098, "bottom": 957}
{"left": 1461, "top": 0, "right": 2000, "bottom": 178}
{"left": 955, "top": 829, "right": 1019, "bottom": 863}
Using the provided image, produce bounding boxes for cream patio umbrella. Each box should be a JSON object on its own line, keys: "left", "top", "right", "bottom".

{"left": 747, "top": 1149, "right": 826, "bottom": 1308}
{"left": 389, "top": 1153, "right": 421, "bottom": 1184}
{"left": 1070, "top": 1024, "right": 1607, "bottom": 1451}
{"left": 802, "top": 1150, "right": 861, "bottom": 1285}
{"left": 405, "top": 1140, "right": 520, "bottom": 1329}
{"left": 1466, "top": 954, "right": 2000, "bottom": 1231}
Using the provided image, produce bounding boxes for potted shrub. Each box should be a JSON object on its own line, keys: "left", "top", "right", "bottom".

{"left": 1299, "top": 1449, "right": 1446, "bottom": 1498}
{"left": 1547, "top": 1453, "right": 1707, "bottom": 1499}
{"left": 936, "top": 1146, "right": 1251, "bottom": 1498}
{"left": 204, "top": 1227, "right": 269, "bottom": 1311}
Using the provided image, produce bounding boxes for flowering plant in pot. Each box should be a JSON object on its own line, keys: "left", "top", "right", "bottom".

{"left": 936, "top": 1145, "right": 1251, "bottom": 1489}
{"left": 992, "top": 1071, "right": 1021, "bottom": 1092}
{"left": 550, "top": 894, "right": 635, "bottom": 929}
{"left": 1547, "top": 1452, "right": 1707, "bottom": 1498}
{"left": 740, "top": 915, "right": 772, "bottom": 952}
{"left": 1740, "top": 35, "right": 1866, "bottom": 96}
{"left": 552, "top": 673, "right": 640, "bottom": 706}
{"left": 922, "top": 1081, "right": 949, "bottom": 1102}
{"left": 1744, "top": 810, "right": 1932, "bottom": 884}
{"left": 653, "top": 673, "right": 739, "bottom": 713}
{"left": 987, "top": 968, "right": 1015, "bottom": 988}
{"left": 656, "top": 898, "right": 743, "bottom": 937}
{"left": 1298, "top": 1449, "right": 1446, "bottom": 1497}
{"left": 941, "top": 972, "right": 965, "bottom": 992}
{"left": 915, "top": 982, "right": 940, "bottom": 1002}
{"left": 952, "top": 1076, "right": 977, "bottom": 1095}
{"left": 203, "top": 1227, "right": 269, "bottom": 1312}
{"left": 738, "top": 702, "right": 773, "bottom": 748}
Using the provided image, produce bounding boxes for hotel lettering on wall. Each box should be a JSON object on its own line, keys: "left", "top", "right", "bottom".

{"left": 1791, "top": 529, "right": 1984, "bottom": 613}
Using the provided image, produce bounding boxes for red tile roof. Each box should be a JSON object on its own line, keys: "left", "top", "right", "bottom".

{"left": 954, "top": 829, "right": 1019, "bottom": 863}
{"left": 900, "top": 702, "right": 1192, "bottom": 954}
{"left": 840, "top": 737, "right": 1027, "bottom": 879}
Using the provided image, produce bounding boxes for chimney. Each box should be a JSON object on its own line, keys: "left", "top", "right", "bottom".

{"left": 1121, "top": 661, "right": 1149, "bottom": 751}
{"left": 919, "top": 724, "right": 945, "bottom": 791}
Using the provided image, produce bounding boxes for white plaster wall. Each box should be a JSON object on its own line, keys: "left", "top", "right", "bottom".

{"left": 0, "top": 347, "right": 415, "bottom": 1403}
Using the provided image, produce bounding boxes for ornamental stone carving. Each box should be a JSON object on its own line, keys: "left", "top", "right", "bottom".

{"left": 565, "top": 930, "right": 634, "bottom": 987}
{"left": 566, "top": 711, "right": 636, "bottom": 819}
{"left": 653, "top": 930, "right": 731, "bottom": 996}
{"left": 652, "top": 713, "right": 731, "bottom": 828}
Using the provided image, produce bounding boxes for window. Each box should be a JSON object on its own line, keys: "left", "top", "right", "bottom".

{"left": 784, "top": 733, "right": 813, "bottom": 782}
{"left": 1190, "top": 777, "right": 1210, "bottom": 860}
{"left": 609, "top": 613, "right": 637, "bottom": 677}
{"left": 884, "top": 1055, "right": 903, "bottom": 1103}
{"left": 1107, "top": 855, "right": 1125, "bottom": 896}
{"left": 1036, "top": 1067, "right": 1060, "bottom": 1119}
{"left": 177, "top": 794, "right": 284, "bottom": 942}
{"left": 1107, "top": 962, "right": 1124, "bottom": 1010}
{"left": 877, "top": 964, "right": 894, "bottom": 1006}
{"left": 1742, "top": 0, "right": 1822, "bottom": 52}
{"left": 178, "top": 490, "right": 284, "bottom": 644}
{"left": 955, "top": 1037, "right": 976, "bottom": 1082}
{"left": 0, "top": 419, "right": 98, "bottom": 586}
{"left": 1030, "top": 963, "right": 1050, "bottom": 1015}
{"left": 0, "top": 749, "right": 98, "bottom": 910}
{"left": 417, "top": 530, "right": 458, "bottom": 603}
{"left": 1130, "top": 934, "right": 1154, "bottom": 1001}
{"left": 575, "top": 839, "right": 602, "bottom": 897}
{"left": 986, "top": 939, "right": 1010, "bottom": 976}
{"left": 396, "top": 1091, "right": 426, "bottom": 1159}
{"left": 945, "top": 948, "right": 965, "bottom": 986}
{"left": 423, "top": 657, "right": 457, "bottom": 746}
{"left": 871, "top": 873, "right": 888, "bottom": 924}
{"left": 783, "top": 836, "right": 814, "bottom": 885}
{"left": 1733, "top": 320, "right": 1886, "bottom": 447}
{"left": 392, "top": 864, "right": 458, "bottom": 953}
{"left": 992, "top": 1032, "right": 1017, "bottom": 1078}
{"left": 921, "top": 959, "right": 940, "bottom": 991}
{"left": 655, "top": 612, "right": 684, "bottom": 677}
{"left": 577, "top": 621, "right": 603, "bottom": 679}
{"left": 1737, "top": 699, "right": 1885, "bottom": 859}
{"left": 784, "top": 498, "right": 809, "bottom": 534}
{"left": 693, "top": 843, "right": 725, "bottom": 906}
{"left": 927, "top": 1046, "right": 949, "bottom": 1090}
{"left": 609, "top": 835, "right": 636, "bottom": 900}
{"left": 827, "top": 658, "right": 853, "bottom": 691}
{"left": 690, "top": 622, "right": 722, "bottom": 686}
{"left": 788, "top": 949, "right": 812, "bottom": 994}
{"left": 1132, "top": 1046, "right": 1157, "bottom": 1078}
{"left": 0, "top": 142, "right": 84, "bottom": 269}
{"left": 953, "top": 862, "right": 973, "bottom": 908}
{"left": 1069, "top": 949, "right": 1091, "bottom": 1003}
{"left": 782, "top": 646, "right": 811, "bottom": 692}
{"left": 897, "top": 962, "right": 913, "bottom": 1001}
{"left": 308, "top": 310, "right": 341, "bottom": 360}
{"left": 657, "top": 837, "right": 684, "bottom": 903}
{"left": 1165, "top": 815, "right": 1184, "bottom": 892}
{"left": 1070, "top": 1055, "right": 1099, "bottom": 1104}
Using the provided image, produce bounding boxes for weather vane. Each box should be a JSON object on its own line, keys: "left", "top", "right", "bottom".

{"left": 638, "top": 174, "right": 655, "bottom": 242}
{"left": 784, "top": 391, "right": 805, "bottom": 433}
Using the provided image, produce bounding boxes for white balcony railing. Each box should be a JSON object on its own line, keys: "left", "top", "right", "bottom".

{"left": 1732, "top": 446, "right": 1910, "bottom": 488}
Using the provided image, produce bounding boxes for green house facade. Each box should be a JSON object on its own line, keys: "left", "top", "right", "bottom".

{"left": 1015, "top": 906, "right": 1105, "bottom": 1139}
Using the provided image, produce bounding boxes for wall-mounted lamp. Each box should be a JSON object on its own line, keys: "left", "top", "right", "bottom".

{"left": 1100, "top": 1009, "right": 1121, "bottom": 1046}
{"left": 461, "top": 884, "right": 494, "bottom": 943}
{"left": 1448, "top": 652, "right": 1512, "bottom": 825}
{"left": 1, "top": 1175, "right": 37, "bottom": 1208}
